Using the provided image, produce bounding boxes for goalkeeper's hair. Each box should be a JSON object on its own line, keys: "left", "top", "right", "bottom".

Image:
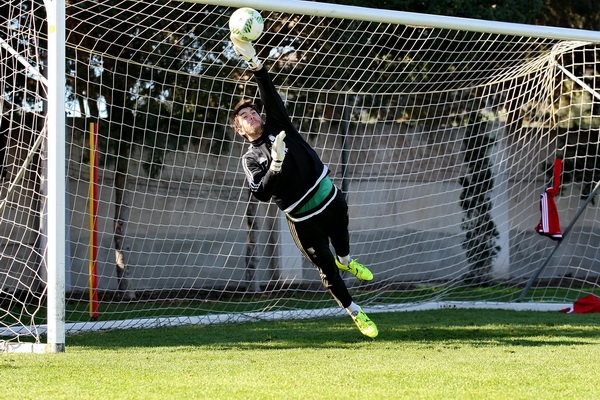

{"left": 230, "top": 99, "right": 261, "bottom": 132}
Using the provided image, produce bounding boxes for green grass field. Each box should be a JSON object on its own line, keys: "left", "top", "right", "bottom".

{"left": 2, "top": 308, "right": 600, "bottom": 399}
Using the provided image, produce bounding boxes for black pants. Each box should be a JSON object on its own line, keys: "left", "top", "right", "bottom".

{"left": 286, "top": 189, "right": 352, "bottom": 308}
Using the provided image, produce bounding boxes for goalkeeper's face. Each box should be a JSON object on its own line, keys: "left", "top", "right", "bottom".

{"left": 235, "top": 107, "right": 264, "bottom": 141}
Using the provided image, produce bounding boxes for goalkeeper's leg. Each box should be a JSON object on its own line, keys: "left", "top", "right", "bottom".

{"left": 327, "top": 190, "right": 374, "bottom": 281}
{"left": 286, "top": 217, "right": 378, "bottom": 338}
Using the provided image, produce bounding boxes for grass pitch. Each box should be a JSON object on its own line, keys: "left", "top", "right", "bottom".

{"left": 2, "top": 308, "right": 600, "bottom": 399}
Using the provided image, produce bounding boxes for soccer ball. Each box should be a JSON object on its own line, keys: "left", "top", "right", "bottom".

{"left": 229, "top": 8, "right": 264, "bottom": 42}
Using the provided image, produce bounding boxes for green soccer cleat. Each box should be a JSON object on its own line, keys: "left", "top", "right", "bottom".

{"left": 351, "top": 306, "right": 378, "bottom": 338}
{"left": 335, "top": 258, "right": 373, "bottom": 281}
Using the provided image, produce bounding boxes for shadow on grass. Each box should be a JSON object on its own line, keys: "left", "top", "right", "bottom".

{"left": 66, "top": 308, "right": 600, "bottom": 350}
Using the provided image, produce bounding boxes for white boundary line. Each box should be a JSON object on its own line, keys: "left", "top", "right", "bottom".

{"left": 1, "top": 301, "right": 570, "bottom": 349}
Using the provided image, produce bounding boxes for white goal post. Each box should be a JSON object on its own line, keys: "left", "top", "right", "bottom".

{"left": 3, "top": 0, "right": 600, "bottom": 353}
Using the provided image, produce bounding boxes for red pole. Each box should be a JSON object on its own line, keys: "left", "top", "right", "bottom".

{"left": 89, "top": 122, "right": 99, "bottom": 320}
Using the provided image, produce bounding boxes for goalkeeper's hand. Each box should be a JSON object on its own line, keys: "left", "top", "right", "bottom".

{"left": 270, "top": 131, "right": 286, "bottom": 172}
{"left": 230, "top": 36, "right": 262, "bottom": 70}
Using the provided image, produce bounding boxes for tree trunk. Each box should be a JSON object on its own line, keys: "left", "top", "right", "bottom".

{"left": 244, "top": 194, "right": 281, "bottom": 292}
{"left": 0, "top": 115, "right": 7, "bottom": 179}
{"left": 263, "top": 202, "right": 281, "bottom": 290}
{"left": 245, "top": 192, "right": 259, "bottom": 292}
{"left": 113, "top": 153, "right": 136, "bottom": 300}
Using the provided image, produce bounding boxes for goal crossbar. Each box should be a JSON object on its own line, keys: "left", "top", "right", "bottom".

{"left": 190, "top": 0, "right": 600, "bottom": 43}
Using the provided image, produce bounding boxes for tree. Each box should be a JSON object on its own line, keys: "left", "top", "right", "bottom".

{"left": 65, "top": 1, "right": 237, "bottom": 298}
{"left": 459, "top": 106, "right": 500, "bottom": 285}
{"left": 318, "top": 0, "right": 544, "bottom": 24}
{"left": 535, "top": 0, "right": 600, "bottom": 31}
{"left": 1, "top": 0, "right": 48, "bottom": 294}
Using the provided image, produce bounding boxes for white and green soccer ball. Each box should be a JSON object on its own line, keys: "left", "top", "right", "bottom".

{"left": 229, "top": 8, "right": 264, "bottom": 42}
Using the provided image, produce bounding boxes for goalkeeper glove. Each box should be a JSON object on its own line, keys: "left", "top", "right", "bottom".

{"left": 230, "top": 36, "right": 262, "bottom": 70}
{"left": 270, "top": 131, "right": 286, "bottom": 172}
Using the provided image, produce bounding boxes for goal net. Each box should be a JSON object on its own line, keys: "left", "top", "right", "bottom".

{"left": 3, "top": 0, "right": 600, "bottom": 351}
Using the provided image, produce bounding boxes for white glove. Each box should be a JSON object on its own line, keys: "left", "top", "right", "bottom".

{"left": 270, "top": 131, "right": 286, "bottom": 172}
{"left": 231, "top": 36, "right": 262, "bottom": 70}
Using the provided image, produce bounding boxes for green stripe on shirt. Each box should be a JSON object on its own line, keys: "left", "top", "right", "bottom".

{"left": 295, "top": 177, "right": 333, "bottom": 214}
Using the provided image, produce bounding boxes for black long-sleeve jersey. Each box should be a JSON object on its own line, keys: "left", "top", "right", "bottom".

{"left": 241, "top": 67, "right": 335, "bottom": 221}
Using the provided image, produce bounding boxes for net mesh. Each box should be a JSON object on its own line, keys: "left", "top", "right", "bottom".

{"left": 2, "top": 0, "right": 600, "bottom": 346}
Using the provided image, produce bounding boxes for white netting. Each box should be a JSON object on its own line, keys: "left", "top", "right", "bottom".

{"left": 2, "top": 0, "right": 600, "bottom": 348}
{"left": 1, "top": 0, "right": 49, "bottom": 348}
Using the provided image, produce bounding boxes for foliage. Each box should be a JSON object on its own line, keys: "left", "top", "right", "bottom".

{"left": 535, "top": 0, "right": 600, "bottom": 30}
{"left": 322, "top": 0, "right": 600, "bottom": 30}
{"left": 459, "top": 108, "right": 500, "bottom": 285}
{"left": 66, "top": 1, "right": 236, "bottom": 176}
{"left": 0, "top": 0, "right": 47, "bottom": 114}
{"left": 320, "top": 0, "right": 544, "bottom": 24}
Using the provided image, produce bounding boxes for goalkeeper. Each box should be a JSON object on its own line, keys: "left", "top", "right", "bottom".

{"left": 230, "top": 37, "right": 378, "bottom": 338}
